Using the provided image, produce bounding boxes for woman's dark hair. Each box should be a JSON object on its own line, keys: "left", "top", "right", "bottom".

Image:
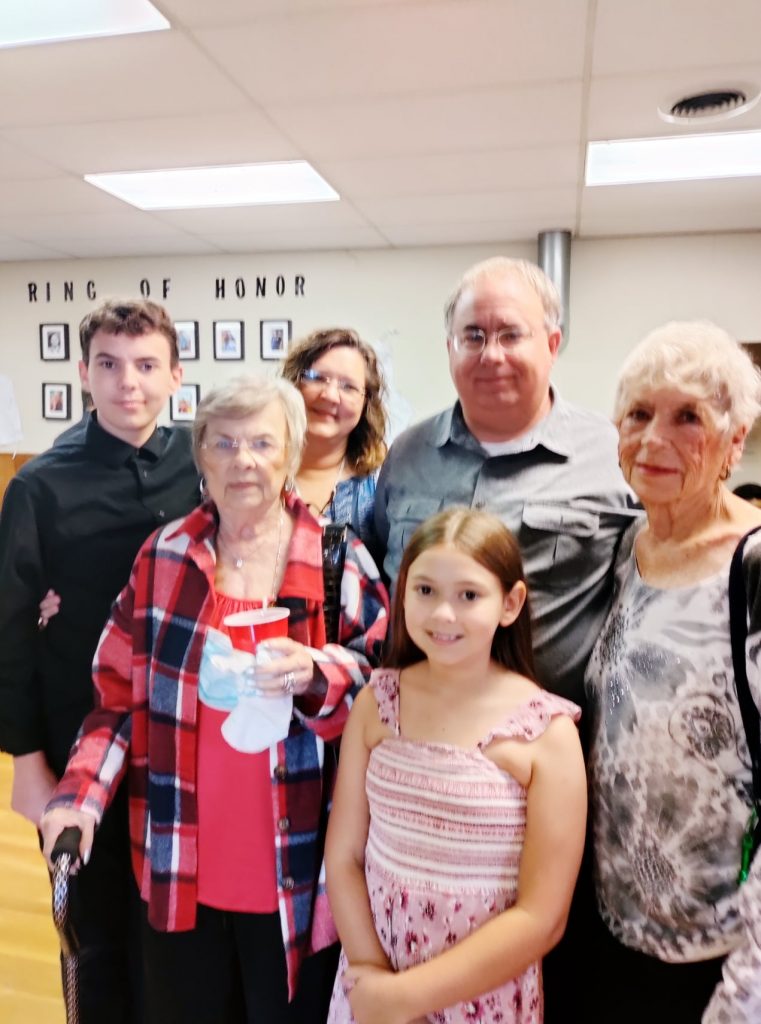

{"left": 734, "top": 482, "right": 761, "bottom": 502}
{"left": 281, "top": 328, "right": 387, "bottom": 475}
{"left": 384, "top": 507, "right": 537, "bottom": 680}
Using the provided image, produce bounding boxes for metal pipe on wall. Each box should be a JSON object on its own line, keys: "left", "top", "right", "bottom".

{"left": 537, "top": 230, "right": 571, "bottom": 350}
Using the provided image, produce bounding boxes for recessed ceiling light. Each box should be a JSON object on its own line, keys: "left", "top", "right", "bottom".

{"left": 84, "top": 161, "right": 341, "bottom": 210}
{"left": 586, "top": 130, "right": 761, "bottom": 186}
{"left": 0, "top": 0, "right": 169, "bottom": 50}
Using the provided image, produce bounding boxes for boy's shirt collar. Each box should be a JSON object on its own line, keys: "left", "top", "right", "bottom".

{"left": 85, "top": 411, "right": 164, "bottom": 466}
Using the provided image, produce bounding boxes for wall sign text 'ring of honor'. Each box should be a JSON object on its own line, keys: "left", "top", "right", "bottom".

{"left": 26, "top": 275, "right": 307, "bottom": 303}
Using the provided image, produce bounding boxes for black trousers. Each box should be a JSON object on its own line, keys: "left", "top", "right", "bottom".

{"left": 542, "top": 841, "right": 597, "bottom": 1022}
{"left": 141, "top": 901, "right": 340, "bottom": 1024}
{"left": 588, "top": 914, "right": 725, "bottom": 1023}
{"left": 61, "top": 783, "right": 144, "bottom": 1023}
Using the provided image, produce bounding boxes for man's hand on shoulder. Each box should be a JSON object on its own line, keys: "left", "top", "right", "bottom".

{"left": 11, "top": 751, "right": 58, "bottom": 827}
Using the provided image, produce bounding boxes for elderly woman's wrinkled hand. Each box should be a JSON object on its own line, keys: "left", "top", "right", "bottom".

{"left": 250, "top": 637, "right": 316, "bottom": 697}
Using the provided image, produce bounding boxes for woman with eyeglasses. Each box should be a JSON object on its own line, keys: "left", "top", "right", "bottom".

{"left": 282, "top": 329, "right": 388, "bottom": 558}
{"left": 40, "top": 374, "right": 389, "bottom": 1024}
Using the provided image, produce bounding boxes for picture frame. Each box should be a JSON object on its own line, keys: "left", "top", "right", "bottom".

{"left": 170, "top": 384, "right": 200, "bottom": 422}
{"left": 42, "top": 382, "right": 71, "bottom": 421}
{"left": 260, "top": 319, "right": 292, "bottom": 361}
{"left": 213, "top": 320, "right": 244, "bottom": 361}
{"left": 174, "top": 320, "right": 199, "bottom": 361}
{"left": 39, "top": 323, "right": 70, "bottom": 361}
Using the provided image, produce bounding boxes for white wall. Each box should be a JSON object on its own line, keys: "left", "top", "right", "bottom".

{"left": 2, "top": 232, "right": 761, "bottom": 480}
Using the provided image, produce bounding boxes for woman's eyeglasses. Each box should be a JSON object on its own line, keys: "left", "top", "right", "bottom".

{"left": 199, "top": 438, "right": 287, "bottom": 462}
{"left": 299, "top": 368, "right": 366, "bottom": 399}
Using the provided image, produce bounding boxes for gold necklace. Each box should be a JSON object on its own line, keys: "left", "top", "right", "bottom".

{"left": 218, "top": 503, "right": 285, "bottom": 603}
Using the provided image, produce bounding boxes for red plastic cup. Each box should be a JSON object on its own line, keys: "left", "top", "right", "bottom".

{"left": 223, "top": 607, "right": 290, "bottom": 654}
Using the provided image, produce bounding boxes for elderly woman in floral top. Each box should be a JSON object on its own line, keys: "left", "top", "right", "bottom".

{"left": 585, "top": 322, "right": 761, "bottom": 1024}
{"left": 40, "top": 374, "right": 389, "bottom": 1024}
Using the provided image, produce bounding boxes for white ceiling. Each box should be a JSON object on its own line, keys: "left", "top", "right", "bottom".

{"left": 1, "top": 0, "right": 760, "bottom": 260}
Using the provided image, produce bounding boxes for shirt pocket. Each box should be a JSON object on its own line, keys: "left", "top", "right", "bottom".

{"left": 520, "top": 502, "right": 601, "bottom": 588}
{"left": 387, "top": 497, "right": 444, "bottom": 563}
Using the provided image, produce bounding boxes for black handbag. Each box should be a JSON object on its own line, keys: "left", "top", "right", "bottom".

{"left": 728, "top": 527, "right": 761, "bottom": 883}
{"left": 321, "top": 523, "right": 348, "bottom": 644}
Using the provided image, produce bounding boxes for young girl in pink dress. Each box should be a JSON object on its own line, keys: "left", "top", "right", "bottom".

{"left": 325, "top": 507, "right": 587, "bottom": 1024}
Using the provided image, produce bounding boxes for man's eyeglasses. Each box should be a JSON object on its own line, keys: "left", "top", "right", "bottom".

{"left": 299, "top": 368, "right": 366, "bottom": 399}
{"left": 199, "top": 438, "right": 287, "bottom": 462}
{"left": 452, "top": 327, "right": 533, "bottom": 355}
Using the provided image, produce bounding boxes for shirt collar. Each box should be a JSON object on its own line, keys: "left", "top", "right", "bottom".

{"left": 84, "top": 412, "right": 165, "bottom": 466}
{"left": 435, "top": 387, "right": 573, "bottom": 459}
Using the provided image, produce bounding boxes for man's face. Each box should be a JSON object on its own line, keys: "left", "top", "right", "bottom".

{"left": 447, "top": 272, "right": 561, "bottom": 442}
{"left": 80, "top": 330, "right": 182, "bottom": 447}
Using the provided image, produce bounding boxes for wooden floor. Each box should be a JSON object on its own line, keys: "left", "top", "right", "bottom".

{"left": 0, "top": 753, "right": 64, "bottom": 1024}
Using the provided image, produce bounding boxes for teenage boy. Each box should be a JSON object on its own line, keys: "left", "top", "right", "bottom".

{"left": 0, "top": 299, "right": 200, "bottom": 1023}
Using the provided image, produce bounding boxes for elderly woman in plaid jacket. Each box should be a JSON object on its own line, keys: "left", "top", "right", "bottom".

{"left": 41, "top": 374, "right": 389, "bottom": 1024}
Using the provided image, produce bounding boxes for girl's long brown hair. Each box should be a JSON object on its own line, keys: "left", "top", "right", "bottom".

{"left": 384, "top": 507, "right": 537, "bottom": 681}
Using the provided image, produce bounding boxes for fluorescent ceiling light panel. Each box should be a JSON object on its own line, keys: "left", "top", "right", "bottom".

{"left": 0, "top": 0, "right": 169, "bottom": 49}
{"left": 586, "top": 130, "right": 761, "bottom": 186}
{"left": 85, "top": 161, "right": 341, "bottom": 210}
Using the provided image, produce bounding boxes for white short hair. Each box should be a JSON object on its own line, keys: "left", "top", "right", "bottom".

{"left": 444, "top": 256, "right": 562, "bottom": 334}
{"left": 614, "top": 320, "right": 761, "bottom": 435}
{"left": 192, "top": 374, "right": 307, "bottom": 479}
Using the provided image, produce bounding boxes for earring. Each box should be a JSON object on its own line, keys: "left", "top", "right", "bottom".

{"left": 283, "top": 475, "right": 294, "bottom": 494}
{"left": 199, "top": 476, "right": 209, "bottom": 501}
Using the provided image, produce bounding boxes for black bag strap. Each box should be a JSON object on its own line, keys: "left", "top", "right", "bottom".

{"left": 728, "top": 526, "right": 761, "bottom": 814}
{"left": 321, "top": 523, "right": 348, "bottom": 644}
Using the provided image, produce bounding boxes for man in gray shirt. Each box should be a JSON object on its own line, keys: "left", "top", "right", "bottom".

{"left": 374, "top": 256, "right": 635, "bottom": 1021}
{"left": 375, "top": 255, "right": 635, "bottom": 709}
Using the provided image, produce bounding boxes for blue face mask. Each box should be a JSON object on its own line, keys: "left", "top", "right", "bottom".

{"left": 199, "top": 627, "right": 258, "bottom": 711}
{"left": 199, "top": 627, "right": 293, "bottom": 754}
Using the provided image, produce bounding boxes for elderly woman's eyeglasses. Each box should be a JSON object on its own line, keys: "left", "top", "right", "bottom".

{"left": 452, "top": 327, "right": 533, "bottom": 355}
{"left": 299, "top": 368, "right": 366, "bottom": 399}
{"left": 199, "top": 438, "right": 287, "bottom": 463}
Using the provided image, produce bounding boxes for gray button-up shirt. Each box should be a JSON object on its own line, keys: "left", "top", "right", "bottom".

{"left": 375, "top": 392, "right": 639, "bottom": 706}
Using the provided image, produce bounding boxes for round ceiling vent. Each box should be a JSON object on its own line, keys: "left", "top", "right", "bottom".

{"left": 658, "top": 85, "right": 761, "bottom": 125}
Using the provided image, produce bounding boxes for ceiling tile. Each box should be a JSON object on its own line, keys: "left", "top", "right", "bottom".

{"left": 197, "top": 0, "right": 588, "bottom": 104}
{"left": 0, "top": 211, "right": 203, "bottom": 245}
{"left": 355, "top": 187, "right": 577, "bottom": 227}
{"left": 380, "top": 221, "right": 553, "bottom": 246}
{"left": 319, "top": 146, "right": 580, "bottom": 198}
{"left": 580, "top": 177, "right": 761, "bottom": 235}
{"left": 0, "top": 236, "right": 72, "bottom": 260}
{"left": 2, "top": 113, "right": 300, "bottom": 177}
{"left": 0, "top": 33, "right": 250, "bottom": 129}
{"left": 153, "top": 200, "right": 371, "bottom": 232}
{"left": 593, "top": 0, "right": 761, "bottom": 75}
{"left": 0, "top": 178, "right": 129, "bottom": 217}
{"left": 206, "top": 225, "right": 389, "bottom": 251}
{"left": 267, "top": 84, "right": 584, "bottom": 160}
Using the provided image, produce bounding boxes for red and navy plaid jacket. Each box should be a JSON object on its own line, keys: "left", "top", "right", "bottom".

{"left": 49, "top": 494, "right": 389, "bottom": 995}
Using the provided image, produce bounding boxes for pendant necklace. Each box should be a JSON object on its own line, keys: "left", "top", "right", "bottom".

{"left": 305, "top": 457, "right": 345, "bottom": 517}
{"left": 221, "top": 503, "right": 285, "bottom": 605}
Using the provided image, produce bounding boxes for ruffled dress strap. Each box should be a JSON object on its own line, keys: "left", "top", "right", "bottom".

{"left": 478, "top": 691, "right": 581, "bottom": 748}
{"left": 368, "top": 668, "right": 401, "bottom": 735}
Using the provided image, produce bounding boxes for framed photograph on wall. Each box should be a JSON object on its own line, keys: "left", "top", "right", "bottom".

{"left": 260, "top": 319, "right": 292, "bottom": 361}
{"left": 170, "top": 384, "right": 200, "bottom": 422}
{"left": 174, "top": 320, "right": 199, "bottom": 361}
{"left": 213, "top": 320, "right": 244, "bottom": 361}
{"left": 40, "top": 323, "right": 70, "bottom": 361}
{"left": 42, "top": 382, "right": 71, "bottom": 421}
